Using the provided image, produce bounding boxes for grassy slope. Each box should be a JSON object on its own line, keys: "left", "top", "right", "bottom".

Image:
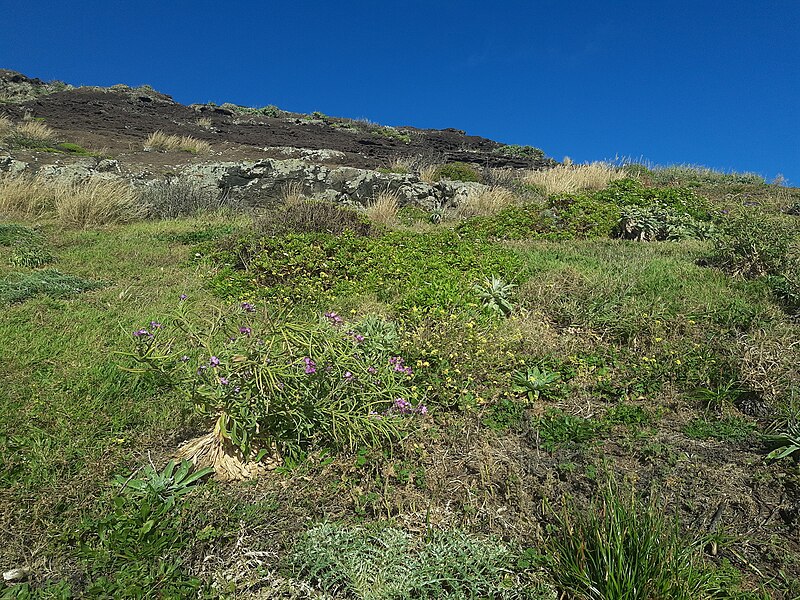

{"left": 0, "top": 197, "right": 798, "bottom": 598}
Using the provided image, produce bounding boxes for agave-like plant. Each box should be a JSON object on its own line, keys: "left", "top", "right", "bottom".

{"left": 512, "top": 366, "right": 561, "bottom": 401}
{"left": 474, "top": 275, "right": 516, "bottom": 317}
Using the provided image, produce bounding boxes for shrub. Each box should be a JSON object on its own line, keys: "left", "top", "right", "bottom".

{"left": 209, "top": 229, "right": 521, "bottom": 316}
{"left": 255, "top": 199, "right": 374, "bottom": 237}
{"left": 140, "top": 178, "right": 230, "bottom": 218}
{"left": 492, "top": 144, "right": 546, "bottom": 161}
{"left": 710, "top": 209, "right": 798, "bottom": 278}
{"left": 144, "top": 131, "right": 211, "bottom": 153}
{"left": 549, "top": 479, "right": 719, "bottom": 599}
{"left": 365, "top": 190, "right": 400, "bottom": 226}
{"left": 456, "top": 203, "right": 558, "bottom": 241}
{"left": 522, "top": 162, "right": 625, "bottom": 195}
{"left": 616, "top": 205, "right": 716, "bottom": 241}
{"left": 55, "top": 178, "right": 147, "bottom": 228}
{"left": 435, "top": 162, "right": 482, "bottom": 183}
{"left": 123, "top": 304, "right": 425, "bottom": 475}
{"left": 630, "top": 164, "right": 767, "bottom": 187}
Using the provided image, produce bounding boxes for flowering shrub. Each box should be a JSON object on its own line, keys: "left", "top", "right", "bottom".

{"left": 123, "top": 301, "right": 426, "bottom": 463}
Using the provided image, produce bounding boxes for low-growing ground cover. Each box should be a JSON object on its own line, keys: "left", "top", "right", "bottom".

{"left": 1, "top": 168, "right": 799, "bottom": 599}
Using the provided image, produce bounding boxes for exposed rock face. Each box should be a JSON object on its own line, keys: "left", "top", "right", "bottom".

{"left": 0, "top": 155, "right": 27, "bottom": 175}
{"left": 0, "top": 69, "right": 73, "bottom": 104}
{"left": 181, "top": 159, "right": 485, "bottom": 209}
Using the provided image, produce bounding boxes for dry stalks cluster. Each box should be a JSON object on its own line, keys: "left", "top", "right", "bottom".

{"left": 144, "top": 130, "right": 211, "bottom": 154}
{"left": 456, "top": 186, "right": 518, "bottom": 219}
{"left": 0, "top": 173, "right": 145, "bottom": 227}
{"left": 365, "top": 189, "right": 400, "bottom": 226}
{"left": 523, "top": 162, "right": 626, "bottom": 195}
{"left": 0, "top": 117, "right": 58, "bottom": 148}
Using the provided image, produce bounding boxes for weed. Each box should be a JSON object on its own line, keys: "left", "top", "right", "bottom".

{"left": 683, "top": 416, "right": 756, "bottom": 441}
{"left": 537, "top": 410, "right": 601, "bottom": 451}
{"left": 549, "top": 479, "right": 723, "bottom": 599}
{"left": 474, "top": 275, "right": 516, "bottom": 317}
{"left": 512, "top": 367, "right": 561, "bottom": 401}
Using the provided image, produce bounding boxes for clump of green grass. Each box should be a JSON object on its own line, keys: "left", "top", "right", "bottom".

{"left": 549, "top": 479, "right": 721, "bottom": 599}
{"left": 286, "top": 522, "right": 547, "bottom": 599}
{"left": 435, "top": 162, "right": 483, "bottom": 183}
{"left": 0, "top": 269, "right": 105, "bottom": 303}
{"left": 0, "top": 223, "right": 56, "bottom": 267}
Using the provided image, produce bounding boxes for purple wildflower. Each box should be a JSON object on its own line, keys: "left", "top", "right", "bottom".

{"left": 303, "top": 357, "right": 317, "bottom": 375}
{"left": 180, "top": 355, "right": 190, "bottom": 362}
{"left": 133, "top": 328, "right": 150, "bottom": 337}
{"left": 343, "top": 371, "right": 354, "bottom": 381}
{"left": 393, "top": 397, "right": 413, "bottom": 414}
{"left": 324, "top": 311, "right": 344, "bottom": 326}
{"left": 241, "top": 302, "right": 256, "bottom": 313}
{"left": 417, "top": 405, "right": 428, "bottom": 415}
{"left": 150, "top": 321, "right": 163, "bottom": 330}
{"left": 179, "top": 294, "right": 188, "bottom": 301}
{"left": 209, "top": 356, "right": 220, "bottom": 367}
{"left": 239, "top": 326, "right": 252, "bottom": 336}
{"left": 219, "top": 377, "right": 229, "bottom": 386}
{"left": 367, "top": 366, "right": 377, "bottom": 375}
{"left": 403, "top": 366, "right": 413, "bottom": 376}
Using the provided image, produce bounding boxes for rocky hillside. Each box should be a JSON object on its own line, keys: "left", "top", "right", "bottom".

{"left": 0, "top": 69, "right": 554, "bottom": 209}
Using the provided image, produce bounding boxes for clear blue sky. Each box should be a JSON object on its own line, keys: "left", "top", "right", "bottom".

{"left": 2, "top": 1, "right": 799, "bottom": 183}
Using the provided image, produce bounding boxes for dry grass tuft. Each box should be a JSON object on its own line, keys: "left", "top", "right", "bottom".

{"left": 55, "top": 178, "right": 147, "bottom": 228}
{"left": 456, "top": 186, "right": 518, "bottom": 219}
{"left": 196, "top": 117, "right": 213, "bottom": 129}
{"left": 1, "top": 119, "right": 58, "bottom": 148}
{"left": 386, "top": 156, "right": 414, "bottom": 174}
{"left": 144, "top": 130, "right": 211, "bottom": 154}
{"left": 0, "top": 115, "right": 12, "bottom": 139}
{"left": 419, "top": 164, "right": 439, "bottom": 184}
{"left": 522, "top": 162, "right": 625, "bottom": 195}
{"left": 365, "top": 189, "right": 400, "bottom": 226}
{"left": 0, "top": 173, "right": 59, "bottom": 217}
{"left": 280, "top": 181, "right": 307, "bottom": 206}
{"left": 0, "top": 173, "right": 146, "bottom": 227}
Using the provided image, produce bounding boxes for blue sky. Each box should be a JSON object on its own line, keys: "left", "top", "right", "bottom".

{"left": 2, "top": 1, "right": 799, "bottom": 183}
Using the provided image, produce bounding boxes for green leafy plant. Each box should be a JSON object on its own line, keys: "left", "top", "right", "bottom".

{"left": 512, "top": 366, "right": 561, "bottom": 401}
{"left": 286, "top": 522, "right": 546, "bottom": 599}
{"left": 536, "top": 410, "right": 601, "bottom": 451}
{"left": 435, "top": 162, "right": 482, "bottom": 183}
{"left": 616, "top": 205, "right": 715, "bottom": 241}
{"left": 0, "top": 269, "right": 104, "bottom": 303}
{"left": 122, "top": 303, "right": 425, "bottom": 469}
{"left": 549, "top": 478, "right": 720, "bottom": 599}
{"left": 710, "top": 209, "right": 798, "bottom": 278}
{"left": 474, "top": 275, "right": 516, "bottom": 316}
{"left": 492, "top": 144, "right": 546, "bottom": 162}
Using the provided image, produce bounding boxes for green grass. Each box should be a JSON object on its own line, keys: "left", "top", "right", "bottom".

{"left": 1, "top": 200, "right": 798, "bottom": 597}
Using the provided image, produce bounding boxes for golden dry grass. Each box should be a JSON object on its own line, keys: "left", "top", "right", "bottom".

{"left": 0, "top": 115, "right": 12, "bottom": 139}
{"left": 144, "top": 131, "right": 211, "bottom": 154}
{"left": 280, "top": 181, "right": 307, "bottom": 206}
{"left": 456, "top": 186, "right": 518, "bottom": 219}
{"left": 0, "top": 119, "right": 58, "bottom": 148}
{"left": 522, "top": 162, "right": 625, "bottom": 195}
{"left": 196, "top": 117, "right": 212, "bottom": 129}
{"left": 0, "top": 173, "right": 146, "bottom": 227}
{"left": 386, "top": 156, "right": 414, "bottom": 174}
{"left": 365, "top": 189, "right": 400, "bottom": 226}
{"left": 418, "top": 164, "right": 439, "bottom": 184}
